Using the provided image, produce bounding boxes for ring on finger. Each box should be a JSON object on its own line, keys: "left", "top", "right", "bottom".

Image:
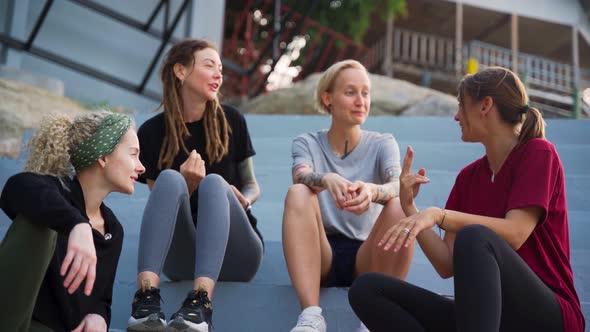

{"left": 402, "top": 227, "right": 410, "bottom": 234}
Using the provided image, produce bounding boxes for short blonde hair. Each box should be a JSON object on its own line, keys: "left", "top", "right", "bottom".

{"left": 25, "top": 111, "right": 120, "bottom": 177}
{"left": 315, "top": 59, "right": 368, "bottom": 114}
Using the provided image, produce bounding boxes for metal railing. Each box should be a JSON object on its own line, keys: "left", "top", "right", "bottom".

{"left": 372, "top": 29, "right": 590, "bottom": 116}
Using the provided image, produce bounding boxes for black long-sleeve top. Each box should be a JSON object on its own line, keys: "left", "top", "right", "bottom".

{"left": 0, "top": 172, "right": 123, "bottom": 331}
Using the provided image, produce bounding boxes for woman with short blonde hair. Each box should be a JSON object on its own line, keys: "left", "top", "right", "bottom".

{"left": 283, "top": 59, "right": 414, "bottom": 332}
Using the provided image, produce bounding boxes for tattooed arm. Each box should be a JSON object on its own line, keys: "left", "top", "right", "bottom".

{"left": 292, "top": 164, "right": 326, "bottom": 192}
{"left": 235, "top": 157, "right": 260, "bottom": 207}
{"left": 367, "top": 166, "right": 400, "bottom": 205}
{"left": 343, "top": 166, "right": 399, "bottom": 215}
{"left": 293, "top": 164, "right": 354, "bottom": 210}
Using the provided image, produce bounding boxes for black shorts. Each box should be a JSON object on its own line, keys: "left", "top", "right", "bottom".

{"left": 322, "top": 233, "right": 364, "bottom": 287}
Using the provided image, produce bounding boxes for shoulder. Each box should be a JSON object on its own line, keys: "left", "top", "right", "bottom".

{"left": 519, "top": 138, "right": 555, "bottom": 154}
{"left": 293, "top": 130, "right": 325, "bottom": 145}
{"left": 363, "top": 131, "right": 397, "bottom": 146}
{"left": 138, "top": 112, "right": 165, "bottom": 136}
{"left": 221, "top": 104, "right": 245, "bottom": 122}
{"left": 5, "top": 172, "right": 62, "bottom": 189}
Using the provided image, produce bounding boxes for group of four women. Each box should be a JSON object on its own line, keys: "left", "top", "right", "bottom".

{"left": 0, "top": 38, "right": 584, "bottom": 332}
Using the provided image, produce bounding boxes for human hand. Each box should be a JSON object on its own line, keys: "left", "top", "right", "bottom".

{"left": 322, "top": 173, "right": 353, "bottom": 209}
{"left": 180, "top": 150, "right": 206, "bottom": 193}
{"left": 399, "top": 146, "right": 429, "bottom": 215}
{"left": 343, "top": 181, "right": 372, "bottom": 215}
{"left": 230, "top": 185, "right": 250, "bottom": 210}
{"left": 71, "top": 313, "right": 107, "bottom": 332}
{"left": 61, "top": 223, "right": 96, "bottom": 296}
{"left": 378, "top": 207, "right": 441, "bottom": 252}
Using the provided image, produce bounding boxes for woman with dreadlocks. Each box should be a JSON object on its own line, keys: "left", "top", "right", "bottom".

{"left": 127, "top": 39, "right": 263, "bottom": 332}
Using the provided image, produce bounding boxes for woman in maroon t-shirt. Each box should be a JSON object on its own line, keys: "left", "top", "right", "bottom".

{"left": 348, "top": 66, "right": 585, "bottom": 332}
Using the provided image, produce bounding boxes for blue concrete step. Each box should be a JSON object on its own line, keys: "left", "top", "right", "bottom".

{"left": 1, "top": 115, "right": 588, "bottom": 331}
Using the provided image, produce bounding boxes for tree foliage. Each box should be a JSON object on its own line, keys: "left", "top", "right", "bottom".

{"left": 285, "top": 0, "right": 407, "bottom": 43}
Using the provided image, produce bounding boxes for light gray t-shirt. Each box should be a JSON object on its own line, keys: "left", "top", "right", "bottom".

{"left": 292, "top": 129, "right": 401, "bottom": 241}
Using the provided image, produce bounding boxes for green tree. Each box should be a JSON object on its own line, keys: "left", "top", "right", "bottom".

{"left": 286, "top": 0, "right": 407, "bottom": 43}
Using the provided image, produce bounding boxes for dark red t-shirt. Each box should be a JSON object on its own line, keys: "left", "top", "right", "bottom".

{"left": 445, "top": 138, "right": 584, "bottom": 332}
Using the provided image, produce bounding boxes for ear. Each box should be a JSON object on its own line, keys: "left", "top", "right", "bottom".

{"left": 173, "top": 63, "right": 187, "bottom": 82}
{"left": 97, "top": 156, "right": 107, "bottom": 168}
{"left": 480, "top": 96, "right": 494, "bottom": 116}
{"left": 321, "top": 91, "right": 332, "bottom": 112}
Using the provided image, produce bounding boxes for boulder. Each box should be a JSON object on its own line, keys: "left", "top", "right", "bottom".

{"left": 0, "top": 78, "right": 87, "bottom": 158}
{"left": 241, "top": 73, "right": 457, "bottom": 116}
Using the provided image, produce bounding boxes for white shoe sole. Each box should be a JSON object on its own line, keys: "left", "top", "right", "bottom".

{"left": 127, "top": 313, "right": 167, "bottom": 331}
{"left": 167, "top": 316, "right": 210, "bottom": 332}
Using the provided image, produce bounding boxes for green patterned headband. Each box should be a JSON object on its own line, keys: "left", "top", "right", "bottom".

{"left": 71, "top": 113, "right": 132, "bottom": 171}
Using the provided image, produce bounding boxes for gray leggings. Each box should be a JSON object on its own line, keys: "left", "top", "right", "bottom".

{"left": 137, "top": 170, "right": 263, "bottom": 282}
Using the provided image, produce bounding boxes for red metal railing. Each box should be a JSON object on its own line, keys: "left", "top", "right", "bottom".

{"left": 222, "top": 0, "right": 375, "bottom": 99}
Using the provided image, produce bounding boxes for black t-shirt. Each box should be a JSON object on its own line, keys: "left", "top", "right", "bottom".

{"left": 137, "top": 104, "right": 256, "bottom": 216}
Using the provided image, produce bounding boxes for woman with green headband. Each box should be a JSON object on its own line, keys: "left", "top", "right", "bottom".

{"left": 0, "top": 111, "right": 145, "bottom": 332}
{"left": 349, "top": 67, "right": 584, "bottom": 332}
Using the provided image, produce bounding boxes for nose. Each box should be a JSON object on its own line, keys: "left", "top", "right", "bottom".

{"left": 354, "top": 93, "right": 365, "bottom": 106}
{"left": 213, "top": 68, "right": 222, "bottom": 79}
{"left": 137, "top": 161, "right": 146, "bottom": 175}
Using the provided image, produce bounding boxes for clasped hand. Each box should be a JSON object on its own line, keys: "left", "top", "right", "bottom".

{"left": 323, "top": 174, "right": 372, "bottom": 215}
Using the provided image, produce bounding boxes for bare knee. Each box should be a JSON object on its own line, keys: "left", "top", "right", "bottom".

{"left": 382, "top": 198, "right": 406, "bottom": 223}
{"left": 284, "top": 183, "right": 317, "bottom": 212}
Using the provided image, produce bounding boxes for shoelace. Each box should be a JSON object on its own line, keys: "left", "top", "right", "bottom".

{"left": 138, "top": 288, "right": 163, "bottom": 306}
{"left": 296, "top": 313, "right": 324, "bottom": 328}
{"left": 184, "top": 290, "right": 211, "bottom": 309}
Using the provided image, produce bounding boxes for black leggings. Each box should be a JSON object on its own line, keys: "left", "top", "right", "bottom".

{"left": 349, "top": 225, "right": 563, "bottom": 332}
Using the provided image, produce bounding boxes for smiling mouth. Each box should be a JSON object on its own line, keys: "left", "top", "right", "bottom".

{"left": 209, "top": 83, "right": 219, "bottom": 90}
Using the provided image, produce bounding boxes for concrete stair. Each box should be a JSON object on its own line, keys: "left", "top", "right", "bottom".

{"left": 1, "top": 115, "right": 588, "bottom": 331}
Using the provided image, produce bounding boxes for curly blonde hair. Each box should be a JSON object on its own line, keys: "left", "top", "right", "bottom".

{"left": 25, "top": 111, "right": 112, "bottom": 177}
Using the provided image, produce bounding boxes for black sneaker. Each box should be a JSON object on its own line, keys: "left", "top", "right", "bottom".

{"left": 167, "top": 290, "right": 214, "bottom": 332}
{"left": 127, "top": 287, "right": 166, "bottom": 331}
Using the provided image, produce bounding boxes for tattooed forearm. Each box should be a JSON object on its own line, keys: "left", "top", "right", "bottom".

{"left": 370, "top": 166, "right": 401, "bottom": 204}
{"left": 241, "top": 182, "right": 260, "bottom": 204}
{"left": 371, "top": 182, "right": 398, "bottom": 205}
{"left": 238, "top": 157, "right": 260, "bottom": 203}
{"left": 296, "top": 172, "right": 326, "bottom": 190}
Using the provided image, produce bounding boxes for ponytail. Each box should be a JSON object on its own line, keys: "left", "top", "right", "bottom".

{"left": 518, "top": 106, "right": 545, "bottom": 145}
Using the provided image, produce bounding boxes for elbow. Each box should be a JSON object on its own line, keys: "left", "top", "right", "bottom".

{"left": 253, "top": 183, "right": 261, "bottom": 202}
{"left": 437, "top": 268, "right": 454, "bottom": 279}
{"left": 507, "top": 231, "right": 530, "bottom": 251}
{"left": 433, "top": 263, "right": 454, "bottom": 279}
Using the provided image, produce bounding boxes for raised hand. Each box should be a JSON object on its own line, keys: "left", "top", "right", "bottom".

{"left": 61, "top": 223, "right": 96, "bottom": 296}
{"left": 180, "top": 150, "right": 206, "bottom": 193}
{"left": 399, "top": 146, "right": 429, "bottom": 216}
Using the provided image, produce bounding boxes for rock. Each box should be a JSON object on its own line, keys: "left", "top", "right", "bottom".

{"left": 0, "top": 78, "right": 87, "bottom": 158}
{"left": 0, "top": 65, "right": 65, "bottom": 96}
{"left": 241, "top": 73, "right": 457, "bottom": 116}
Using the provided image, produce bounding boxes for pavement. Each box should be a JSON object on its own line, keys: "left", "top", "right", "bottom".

{"left": 1, "top": 114, "right": 588, "bottom": 331}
